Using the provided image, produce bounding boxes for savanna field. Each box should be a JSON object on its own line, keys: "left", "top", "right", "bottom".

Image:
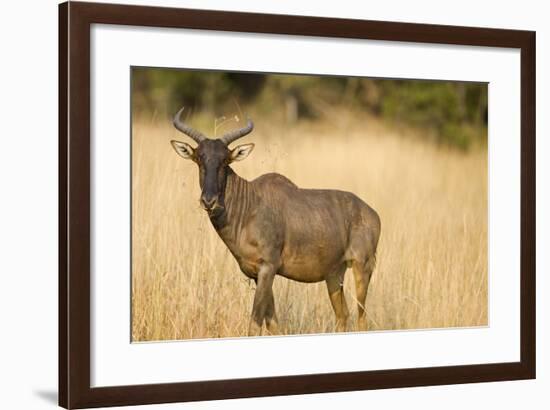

{"left": 131, "top": 113, "right": 487, "bottom": 342}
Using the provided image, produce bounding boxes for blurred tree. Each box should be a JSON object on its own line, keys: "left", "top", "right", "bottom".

{"left": 132, "top": 67, "right": 487, "bottom": 150}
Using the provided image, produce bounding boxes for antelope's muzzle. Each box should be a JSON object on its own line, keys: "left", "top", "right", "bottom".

{"left": 200, "top": 194, "right": 222, "bottom": 213}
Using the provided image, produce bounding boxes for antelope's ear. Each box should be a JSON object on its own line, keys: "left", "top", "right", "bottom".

{"left": 171, "top": 140, "right": 195, "bottom": 160}
{"left": 230, "top": 143, "right": 255, "bottom": 162}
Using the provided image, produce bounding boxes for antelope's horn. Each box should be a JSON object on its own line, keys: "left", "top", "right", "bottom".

{"left": 173, "top": 107, "right": 206, "bottom": 144}
{"left": 220, "top": 119, "right": 254, "bottom": 145}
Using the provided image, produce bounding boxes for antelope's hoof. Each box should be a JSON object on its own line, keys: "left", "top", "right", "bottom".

{"left": 248, "top": 320, "right": 262, "bottom": 337}
{"left": 266, "top": 322, "right": 280, "bottom": 336}
{"left": 357, "top": 318, "right": 368, "bottom": 332}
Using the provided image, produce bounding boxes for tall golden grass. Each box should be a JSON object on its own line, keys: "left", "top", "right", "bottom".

{"left": 131, "top": 113, "right": 487, "bottom": 342}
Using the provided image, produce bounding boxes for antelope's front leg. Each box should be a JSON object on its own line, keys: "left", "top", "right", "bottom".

{"left": 248, "top": 264, "right": 276, "bottom": 336}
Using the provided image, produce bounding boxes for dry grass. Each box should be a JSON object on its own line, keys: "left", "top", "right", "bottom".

{"left": 131, "top": 113, "right": 487, "bottom": 342}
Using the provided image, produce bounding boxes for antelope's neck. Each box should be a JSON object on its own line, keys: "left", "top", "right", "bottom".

{"left": 209, "top": 168, "right": 255, "bottom": 241}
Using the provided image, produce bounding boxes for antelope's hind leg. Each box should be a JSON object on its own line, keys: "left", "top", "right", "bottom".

{"left": 265, "top": 292, "right": 280, "bottom": 335}
{"left": 326, "top": 267, "right": 349, "bottom": 333}
{"left": 352, "top": 258, "right": 375, "bottom": 331}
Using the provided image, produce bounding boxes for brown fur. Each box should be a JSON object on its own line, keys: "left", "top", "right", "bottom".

{"left": 171, "top": 137, "right": 381, "bottom": 335}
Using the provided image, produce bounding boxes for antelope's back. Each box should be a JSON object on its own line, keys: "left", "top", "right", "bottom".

{"left": 252, "top": 173, "right": 376, "bottom": 281}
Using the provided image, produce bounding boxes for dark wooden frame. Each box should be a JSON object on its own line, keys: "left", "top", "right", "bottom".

{"left": 59, "top": 1, "right": 536, "bottom": 408}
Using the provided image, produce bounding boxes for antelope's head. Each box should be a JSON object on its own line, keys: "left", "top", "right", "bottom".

{"left": 170, "top": 107, "right": 255, "bottom": 216}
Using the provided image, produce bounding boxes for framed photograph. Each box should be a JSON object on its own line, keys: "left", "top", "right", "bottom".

{"left": 59, "top": 1, "right": 536, "bottom": 408}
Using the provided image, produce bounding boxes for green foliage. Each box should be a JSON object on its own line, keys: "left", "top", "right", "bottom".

{"left": 132, "top": 67, "right": 266, "bottom": 116}
{"left": 376, "top": 80, "right": 487, "bottom": 149}
{"left": 132, "top": 67, "right": 487, "bottom": 150}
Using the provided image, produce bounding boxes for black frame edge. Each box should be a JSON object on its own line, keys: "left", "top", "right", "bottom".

{"left": 519, "top": 31, "right": 536, "bottom": 379}
{"left": 66, "top": 1, "right": 93, "bottom": 408}
{"left": 58, "top": 2, "right": 69, "bottom": 408}
{"left": 60, "top": 2, "right": 537, "bottom": 408}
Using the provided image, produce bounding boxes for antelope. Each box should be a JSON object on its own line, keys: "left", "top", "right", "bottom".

{"left": 170, "top": 108, "right": 381, "bottom": 336}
